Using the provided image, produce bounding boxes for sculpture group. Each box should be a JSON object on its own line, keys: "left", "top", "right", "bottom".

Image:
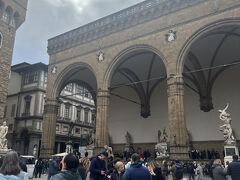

{"left": 219, "top": 103, "right": 235, "bottom": 145}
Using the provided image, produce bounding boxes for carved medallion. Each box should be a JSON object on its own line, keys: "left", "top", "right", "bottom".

{"left": 166, "top": 30, "right": 176, "bottom": 42}
{"left": 97, "top": 50, "right": 104, "bottom": 62}
{"left": 51, "top": 66, "right": 57, "bottom": 74}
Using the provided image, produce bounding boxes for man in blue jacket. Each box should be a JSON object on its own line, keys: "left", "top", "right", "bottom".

{"left": 227, "top": 154, "right": 240, "bottom": 180}
{"left": 123, "top": 153, "right": 152, "bottom": 180}
{"left": 89, "top": 151, "right": 108, "bottom": 180}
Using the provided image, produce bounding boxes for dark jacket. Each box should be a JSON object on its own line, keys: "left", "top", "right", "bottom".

{"left": 152, "top": 167, "right": 165, "bottom": 180}
{"left": 110, "top": 170, "right": 124, "bottom": 180}
{"left": 48, "top": 159, "right": 59, "bottom": 176}
{"left": 212, "top": 164, "right": 227, "bottom": 180}
{"left": 122, "top": 161, "right": 152, "bottom": 180}
{"left": 51, "top": 170, "right": 82, "bottom": 180}
{"left": 227, "top": 160, "right": 240, "bottom": 180}
{"left": 89, "top": 156, "right": 107, "bottom": 180}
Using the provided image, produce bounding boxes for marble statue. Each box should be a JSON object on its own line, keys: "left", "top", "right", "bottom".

{"left": 155, "top": 128, "right": 169, "bottom": 158}
{"left": 157, "top": 129, "right": 168, "bottom": 143}
{"left": 219, "top": 103, "right": 235, "bottom": 145}
{"left": 155, "top": 143, "right": 169, "bottom": 159}
{"left": 33, "top": 145, "right": 38, "bottom": 157}
{"left": 0, "top": 121, "right": 8, "bottom": 150}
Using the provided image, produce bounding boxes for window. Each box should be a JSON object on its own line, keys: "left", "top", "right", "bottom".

{"left": 0, "top": 32, "right": 3, "bottom": 48}
{"left": 75, "top": 128, "right": 80, "bottom": 134}
{"left": 84, "top": 110, "right": 89, "bottom": 122}
{"left": 64, "top": 106, "right": 70, "bottom": 118}
{"left": 63, "top": 126, "right": 69, "bottom": 132}
{"left": 56, "top": 124, "right": 60, "bottom": 131}
{"left": 23, "top": 72, "right": 39, "bottom": 84}
{"left": 76, "top": 85, "right": 84, "bottom": 96}
{"left": 84, "top": 89, "right": 89, "bottom": 98}
{"left": 11, "top": 104, "right": 16, "bottom": 117}
{"left": 33, "top": 71, "right": 38, "bottom": 82}
{"left": 24, "top": 95, "right": 32, "bottom": 115}
{"left": 57, "top": 106, "right": 60, "bottom": 116}
{"left": 36, "top": 121, "right": 42, "bottom": 130}
{"left": 76, "top": 108, "right": 81, "bottom": 121}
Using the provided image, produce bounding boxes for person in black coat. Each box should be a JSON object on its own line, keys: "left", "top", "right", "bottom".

{"left": 227, "top": 155, "right": 240, "bottom": 180}
{"left": 89, "top": 151, "right": 108, "bottom": 180}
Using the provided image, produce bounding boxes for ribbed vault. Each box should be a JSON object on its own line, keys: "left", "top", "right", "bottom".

{"left": 183, "top": 25, "right": 240, "bottom": 112}
{"left": 110, "top": 50, "right": 167, "bottom": 118}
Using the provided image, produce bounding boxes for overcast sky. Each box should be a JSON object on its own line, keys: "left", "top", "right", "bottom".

{"left": 12, "top": 0, "right": 144, "bottom": 65}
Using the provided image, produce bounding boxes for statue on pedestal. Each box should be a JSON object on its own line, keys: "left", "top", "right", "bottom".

{"left": 155, "top": 129, "right": 169, "bottom": 159}
{"left": 0, "top": 121, "right": 8, "bottom": 150}
{"left": 219, "top": 104, "right": 235, "bottom": 145}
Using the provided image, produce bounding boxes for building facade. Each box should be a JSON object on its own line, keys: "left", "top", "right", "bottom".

{"left": 0, "top": 0, "right": 28, "bottom": 123}
{"left": 42, "top": 0, "right": 240, "bottom": 159}
{"left": 6, "top": 62, "right": 95, "bottom": 156}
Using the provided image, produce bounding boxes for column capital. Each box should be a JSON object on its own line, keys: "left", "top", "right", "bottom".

{"left": 97, "top": 89, "right": 110, "bottom": 98}
{"left": 167, "top": 74, "right": 184, "bottom": 85}
{"left": 167, "top": 75, "right": 184, "bottom": 97}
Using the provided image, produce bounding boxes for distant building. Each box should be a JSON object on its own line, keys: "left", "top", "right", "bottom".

{"left": 0, "top": 0, "right": 28, "bottom": 123}
{"left": 6, "top": 62, "right": 95, "bottom": 156}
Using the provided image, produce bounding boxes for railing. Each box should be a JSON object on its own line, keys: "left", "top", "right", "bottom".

{"left": 47, "top": 0, "right": 207, "bottom": 55}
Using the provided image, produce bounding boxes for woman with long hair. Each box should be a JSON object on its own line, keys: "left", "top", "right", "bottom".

{"left": 0, "top": 150, "right": 28, "bottom": 179}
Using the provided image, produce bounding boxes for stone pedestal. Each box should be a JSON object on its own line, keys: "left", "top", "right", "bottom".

{"left": 224, "top": 145, "right": 239, "bottom": 165}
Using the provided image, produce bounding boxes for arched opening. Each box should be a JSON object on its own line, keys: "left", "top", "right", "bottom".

{"left": 107, "top": 46, "right": 168, "bottom": 153}
{"left": 53, "top": 64, "right": 97, "bottom": 154}
{"left": 181, "top": 22, "right": 240, "bottom": 158}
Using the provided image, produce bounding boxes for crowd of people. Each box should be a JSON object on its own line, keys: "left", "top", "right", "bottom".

{"left": 0, "top": 149, "right": 239, "bottom": 180}
{"left": 189, "top": 149, "right": 221, "bottom": 160}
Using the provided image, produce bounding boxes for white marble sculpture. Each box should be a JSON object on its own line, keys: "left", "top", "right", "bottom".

{"left": 155, "top": 129, "right": 169, "bottom": 158}
{"left": 0, "top": 121, "right": 8, "bottom": 150}
{"left": 219, "top": 103, "right": 235, "bottom": 145}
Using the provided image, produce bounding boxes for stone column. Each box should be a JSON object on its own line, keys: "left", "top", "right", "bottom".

{"left": 40, "top": 99, "right": 58, "bottom": 158}
{"left": 167, "top": 75, "right": 189, "bottom": 160}
{"left": 94, "top": 89, "right": 110, "bottom": 153}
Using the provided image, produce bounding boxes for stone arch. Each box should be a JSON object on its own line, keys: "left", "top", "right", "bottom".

{"left": 177, "top": 18, "right": 240, "bottom": 112}
{"left": 51, "top": 62, "right": 98, "bottom": 100}
{"left": 104, "top": 44, "right": 168, "bottom": 88}
{"left": 105, "top": 44, "right": 167, "bottom": 118}
{"left": 177, "top": 18, "right": 240, "bottom": 75}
